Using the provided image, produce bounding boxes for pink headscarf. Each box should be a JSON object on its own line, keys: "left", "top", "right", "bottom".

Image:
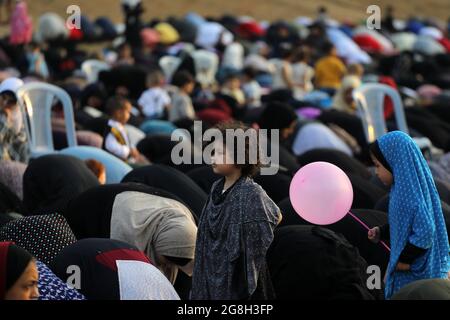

{"left": 140, "top": 28, "right": 160, "bottom": 48}
{"left": 417, "top": 84, "right": 442, "bottom": 100}
{"left": 9, "top": 1, "right": 33, "bottom": 45}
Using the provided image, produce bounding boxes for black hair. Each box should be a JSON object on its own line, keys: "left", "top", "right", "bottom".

{"left": 369, "top": 141, "right": 392, "bottom": 173}
{"left": 222, "top": 72, "right": 240, "bottom": 84}
{"left": 0, "top": 90, "right": 18, "bottom": 106}
{"left": 294, "top": 46, "right": 311, "bottom": 63}
{"left": 213, "top": 121, "right": 262, "bottom": 178}
{"left": 105, "top": 96, "right": 130, "bottom": 116}
{"left": 243, "top": 67, "right": 257, "bottom": 80}
{"left": 279, "top": 43, "right": 295, "bottom": 59}
{"left": 80, "top": 83, "right": 107, "bottom": 110}
{"left": 6, "top": 244, "right": 34, "bottom": 292}
{"left": 171, "top": 71, "right": 195, "bottom": 88}
{"left": 258, "top": 102, "right": 297, "bottom": 130}
{"left": 322, "top": 41, "right": 335, "bottom": 55}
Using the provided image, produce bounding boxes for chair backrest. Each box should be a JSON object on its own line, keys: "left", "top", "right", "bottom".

{"left": 191, "top": 50, "right": 219, "bottom": 87}
{"left": 81, "top": 59, "right": 111, "bottom": 84}
{"left": 17, "top": 82, "right": 77, "bottom": 157}
{"left": 159, "top": 56, "right": 181, "bottom": 83}
{"left": 59, "top": 146, "right": 132, "bottom": 184}
{"left": 353, "top": 83, "right": 409, "bottom": 143}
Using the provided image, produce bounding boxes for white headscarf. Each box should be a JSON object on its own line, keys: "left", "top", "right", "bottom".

{"left": 117, "top": 260, "right": 180, "bottom": 300}
{"left": 36, "top": 13, "right": 69, "bottom": 42}
{"left": 292, "top": 122, "right": 353, "bottom": 156}
{"left": 332, "top": 75, "right": 361, "bottom": 113}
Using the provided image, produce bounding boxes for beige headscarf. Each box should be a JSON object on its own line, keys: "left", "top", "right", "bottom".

{"left": 332, "top": 75, "right": 361, "bottom": 113}
{"left": 110, "top": 191, "right": 197, "bottom": 283}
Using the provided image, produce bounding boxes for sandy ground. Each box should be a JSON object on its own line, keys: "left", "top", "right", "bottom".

{"left": 5, "top": 0, "right": 450, "bottom": 25}
{"left": 0, "top": 0, "right": 448, "bottom": 54}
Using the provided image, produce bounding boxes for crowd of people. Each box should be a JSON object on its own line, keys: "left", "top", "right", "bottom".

{"left": 0, "top": 0, "right": 450, "bottom": 300}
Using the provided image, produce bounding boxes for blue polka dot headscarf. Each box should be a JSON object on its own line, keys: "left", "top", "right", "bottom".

{"left": 378, "top": 131, "right": 449, "bottom": 299}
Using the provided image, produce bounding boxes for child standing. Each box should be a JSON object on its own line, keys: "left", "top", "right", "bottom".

{"left": 271, "top": 45, "right": 295, "bottom": 91}
{"left": 26, "top": 42, "right": 49, "bottom": 79}
{"left": 191, "top": 121, "right": 282, "bottom": 300}
{"left": 138, "top": 70, "right": 171, "bottom": 120}
{"left": 102, "top": 96, "right": 146, "bottom": 164}
{"left": 221, "top": 73, "right": 246, "bottom": 107}
{"left": 314, "top": 42, "right": 346, "bottom": 96}
{"left": 368, "top": 131, "right": 449, "bottom": 299}
{"left": 241, "top": 67, "right": 262, "bottom": 108}
{"left": 169, "top": 71, "right": 196, "bottom": 123}
{"left": 292, "top": 46, "right": 314, "bottom": 100}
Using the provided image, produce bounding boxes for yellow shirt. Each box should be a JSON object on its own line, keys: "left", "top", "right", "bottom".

{"left": 314, "top": 56, "right": 347, "bottom": 90}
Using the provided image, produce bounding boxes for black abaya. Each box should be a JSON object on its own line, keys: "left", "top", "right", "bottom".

{"left": 0, "top": 181, "right": 24, "bottom": 215}
{"left": 64, "top": 183, "right": 189, "bottom": 239}
{"left": 296, "top": 148, "right": 372, "bottom": 180}
{"left": 121, "top": 164, "right": 207, "bottom": 218}
{"left": 277, "top": 198, "right": 390, "bottom": 274}
{"left": 267, "top": 225, "right": 383, "bottom": 300}
{"left": 50, "top": 238, "right": 150, "bottom": 300}
{"left": 23, "top": 154, "right": 100, "bottom": 216}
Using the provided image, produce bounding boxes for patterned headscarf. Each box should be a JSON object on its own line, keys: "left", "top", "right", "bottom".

{"left": 0, "top": 214, "right": 77, "bottom": 265}
{"left": 377, "top": 131, "right": 449, "bottom": 299}
{"left": 37, "top": 260, "right": 85, "bottom": 300}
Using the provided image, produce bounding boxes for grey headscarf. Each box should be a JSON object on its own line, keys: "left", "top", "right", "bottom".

{"left": 110, "top": 191, "right": 197, "bottom": 283}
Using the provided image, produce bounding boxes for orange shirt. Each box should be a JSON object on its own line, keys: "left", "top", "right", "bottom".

{"left": 314, "top": 55, "right": 347, "bottom": 90}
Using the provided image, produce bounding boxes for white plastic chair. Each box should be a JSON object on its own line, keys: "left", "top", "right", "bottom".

{"left": 125, "top": 124, "right": 145, "bottom": 147}
{"left": 191, "top": 50, "right": 219, "bottom": 88}
{"left": 159, "top": 56, "right": 181, "bottom": 83}
{"left": 81, "top": 59, "right": 111, "bottom": 84}
{"left": 17, "top": 82, "right": 77, "bottom": 158}
{"left": 353, "top": 83, "right": 433, "bottom": 155}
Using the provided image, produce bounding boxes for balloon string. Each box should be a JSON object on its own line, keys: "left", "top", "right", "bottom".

{"left": 348, "top": 211, "right": 391, "bottom": 252}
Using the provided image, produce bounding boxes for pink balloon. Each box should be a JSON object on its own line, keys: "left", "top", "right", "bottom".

{"left": 289, "top": 162, "right": 353, "bottom": 225}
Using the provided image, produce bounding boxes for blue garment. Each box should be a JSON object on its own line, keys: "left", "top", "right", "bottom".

{"left": 26, "top": 51, "right": 49, "bottom": 79}
{"left": 140, "top": 120, "right": 177, "bottom": 135}
{"left": 406, "top": 19, "right": 424, "bottom": 34}
{"left": 37, "top": 260, "right": 85, "bottom": 300}
{"left": 378, "top": 131, "right": 449, "bottom": 299}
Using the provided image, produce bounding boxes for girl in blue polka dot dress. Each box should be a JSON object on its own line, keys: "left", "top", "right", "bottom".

{"left": 367, "top": 131, "right": 449, "bottom": 299}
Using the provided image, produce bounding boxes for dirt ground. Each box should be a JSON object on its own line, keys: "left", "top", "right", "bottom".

{"left": 8, "top": 0, "right": 450, "bottom": 24}
{"left": 0, "top": 0, "right": 448, "bottom": 53}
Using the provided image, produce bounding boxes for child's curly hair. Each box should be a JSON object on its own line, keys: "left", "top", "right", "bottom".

{"left": 213, "top": 121, "right": 262, "bottom": 177}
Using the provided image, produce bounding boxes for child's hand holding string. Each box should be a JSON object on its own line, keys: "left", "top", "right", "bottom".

{"left": 368, "top": 227, "right": 380, "bottom": 243}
